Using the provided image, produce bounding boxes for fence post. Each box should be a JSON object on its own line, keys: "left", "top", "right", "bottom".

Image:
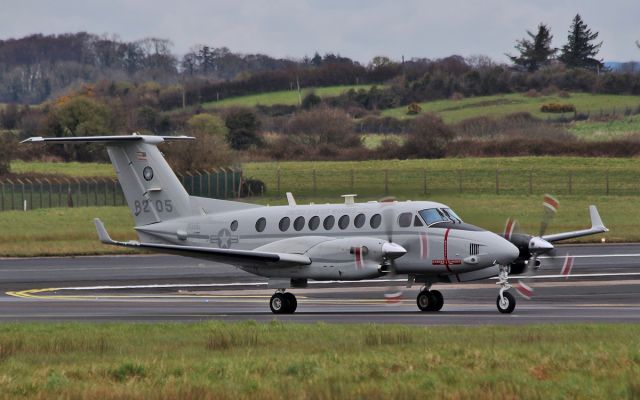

{"left": 495, "top": 169, "right": 500, "bottom": 195}
{"left": 0, "top": 181, "right": 3, "bottom": 211}
{"left": 38, "top": 179, "right": 43, "bottom": 209}
{"left": 276, "top": 167, "right": 281, "bottom": 198}
{"left": 103, "top": 179, "right": 108, "bottom": 206}
{"left": 458, "top": 170, "right": 463, "bottom": 193}
{"left": 222, "top": 169, "right": 228, "bottom": 198}
{"left": 605, "top": 170, "right": 609, "bottom": 195}
{"left": 528, "top": 170, "right": 533, "bottom": 195}
{"left": 112, "top": 179, "right": 117, "bottom": 206}
{"left": 18, "top": 179, "right": 25, "bottom": 210}
{"left": 9, "top": 179, "right": 15, "bottom": 210}
{"left": 423, "top": 168, "right": 427, "bottom": 195}
{"left": 312, "top": 169, "right": 317, "bottom": 196}
{"left": 350, "top": 169, "right": 355, "bottom": 192}
{"left": 384, "top": 170, "right": 389, "bottom": 196}
{"left": 66, "top": 179, "right": 73, "bottom": 208}
{"left": 568, "top": 172, "right": 573, "bottom": 195}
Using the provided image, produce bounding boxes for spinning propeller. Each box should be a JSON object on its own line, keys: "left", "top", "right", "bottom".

{"left": 502, "top": 195, "right": 575, "bottom": 299}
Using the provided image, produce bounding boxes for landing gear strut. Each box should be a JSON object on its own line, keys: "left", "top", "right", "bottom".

{"left": 416, "top": 287, "right": 444, "bottom": 312}
{"left": 270, "top": 291, "right": 297, "bottom": 314}
{"left": 496, "top": 264, "right": 516, "bottom": 314}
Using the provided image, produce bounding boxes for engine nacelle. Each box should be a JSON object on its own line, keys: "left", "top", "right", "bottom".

{"left": 304, "top": 237, "right": 391, "bottom": 280}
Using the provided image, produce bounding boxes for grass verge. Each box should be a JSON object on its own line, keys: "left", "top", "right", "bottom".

{"left": 0, "top": 322, "right": 638, "bottom": 399}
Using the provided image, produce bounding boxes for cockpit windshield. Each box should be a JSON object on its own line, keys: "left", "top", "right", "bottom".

{"left": 418, "top": 208, "right": 463, "bottom": 226}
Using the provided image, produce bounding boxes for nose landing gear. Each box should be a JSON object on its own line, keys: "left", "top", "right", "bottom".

{"left": 496, "top": 264, "right": 516, "bottom": 314}
{"left": 270, "top": 290, "right": 297, "bottom": 314}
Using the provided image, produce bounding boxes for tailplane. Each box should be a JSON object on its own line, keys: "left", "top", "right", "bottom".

{"left": 23, "top": 134, "right": 196, "bottom": 226}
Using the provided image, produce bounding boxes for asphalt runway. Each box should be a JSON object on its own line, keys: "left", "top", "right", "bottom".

{"left": 1, "top": 244, "right": 639, "bottom": 324}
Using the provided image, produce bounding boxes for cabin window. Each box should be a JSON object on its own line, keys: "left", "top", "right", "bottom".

{"left": 294, "top": 216, "right": 305, "bottom": 231}
{"left": 230, "top": 220, "right": 238, "bottom": 231}
{"left": 279, "top": 217, "right": 290, "bottom": 232}
{"left": 255, "top": 217, "right": 266, "bottom": 232}
{"left": 398, "top": 212, "right": 412, "bottom": 228}
{"left": 338, "top": 215, "right": 350, "bottom": 230}
{"left": 354, "top": 213, "right": 366, "bottom": 228}
{"left": 308, "top": 216, "right": 320, "bottom": 231}
{"left": 370, "top": 213, "right": 382, "bottom": 229}
{"left": 414, "top": 215, "right": 424, "bottom": 227}
{"left": 323, "top": 215, "right": 335, "bottom": 230}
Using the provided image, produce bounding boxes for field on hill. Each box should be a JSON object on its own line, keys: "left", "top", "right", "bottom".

{"left": 200, "top": 84, "right": 376, "bottom": 109}
{"left": 0, "top": 322, "right": 637, "bottom": 399}
{"left": 568, "top": 115, "right": 640, "bottom": 140}
{"left": 380, "top": 92, "right": 640, "bottom": 123}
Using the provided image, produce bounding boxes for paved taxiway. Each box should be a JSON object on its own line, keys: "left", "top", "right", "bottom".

{"left": 1, "top": 244, "right": 639, "bottom": 324}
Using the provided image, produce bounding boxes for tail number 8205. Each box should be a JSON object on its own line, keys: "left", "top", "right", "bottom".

{"left": 134, "top": 199, "right": 173, "bottom": 215}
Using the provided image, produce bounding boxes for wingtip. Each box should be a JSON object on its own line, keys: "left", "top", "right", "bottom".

{"left": 20, "top": 137, "right": 43, "bottom": 144}
{"left": 588, "top": 205, "right": 608, "bottom": 232}
{"left": 94, "top": 218, "right": 114, "bottom": 244}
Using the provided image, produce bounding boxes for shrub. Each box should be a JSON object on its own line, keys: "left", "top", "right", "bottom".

{"left": 401, "top": 113, "right": 455, "bottom": 158}
{"left": 301, "top": 92, "right": 322, "bottom": 109}
{"left": 406, "top": 103, "right": 422, "bottom": 115}
{"left": 285, "top": 107, "right": 360, "bottom": 147}
{"left": 523, "top": 89, "right": 539, "bottom": 97}
{"left": 540, "top": 103, "right": 575, "bottom": 113}
{"left": 224, "top": 108, "right": 262, "bottom": 150}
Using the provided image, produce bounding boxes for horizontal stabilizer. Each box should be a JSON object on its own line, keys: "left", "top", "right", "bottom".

{"left": 21, "top": 134, "right": 194, "bottom": 144}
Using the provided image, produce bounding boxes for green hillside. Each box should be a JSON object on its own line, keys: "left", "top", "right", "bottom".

{"left": 380, "top": 92, "right": 640, "bottom": 123}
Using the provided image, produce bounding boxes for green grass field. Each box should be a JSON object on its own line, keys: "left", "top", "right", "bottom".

{"left": 569, "top": 115, "right": 640, "bottom": 140}
{"left": 0, "top": 323, "right": 637, "bottom": 399}
{"left": 201, "top": 84, "right": 376, "bottom": 109}
{"left": 11, "top": 160, "right": 115, "bottom": 178}
{"left": 380, "top": 92, "right": 640, "bottom": 124}
{"left": 243, "top": 157, "right": 640, "bottom": 198}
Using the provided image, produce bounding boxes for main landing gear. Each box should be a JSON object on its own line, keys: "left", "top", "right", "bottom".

{"left": 416, "top": 287, "right": 444, "bottom": 312}
{"left": 496, "top": 264, "right": 516, "bottom": 314}
{"left": 269, "top": 290, "right": 297, "bottom": 314}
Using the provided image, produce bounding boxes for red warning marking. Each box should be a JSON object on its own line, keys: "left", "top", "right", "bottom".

{"left": 561, "top": 255, "right": 574, "bottom": 279}
{"left": 354, "top": 246, "right": 364, "bottom": 270}
{"left": 420, "top": 232, "right": 429, "bottom": 259}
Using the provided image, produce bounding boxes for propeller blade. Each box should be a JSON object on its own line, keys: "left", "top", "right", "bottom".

{"left": 503, "top": 218, "right": 518, "bottom": 241}
{"left": 560, "top": 254, "right": 574, "bottom": 279}
{"left": 515, "top": 279, "right": 534, "bottom": 300}
{"left": 539, "top": 194, "right": 559, "bottom": 237}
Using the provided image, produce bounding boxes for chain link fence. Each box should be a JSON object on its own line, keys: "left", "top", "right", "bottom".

{"left": 255, "top": 168, "right": 638, "bottom": 198}
{"left": 0, "top": 168, "right": 242, "bottom": 211}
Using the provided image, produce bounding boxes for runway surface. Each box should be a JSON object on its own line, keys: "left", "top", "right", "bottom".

{"left": 1, "top": 244, "right": 639, "bottom": 324}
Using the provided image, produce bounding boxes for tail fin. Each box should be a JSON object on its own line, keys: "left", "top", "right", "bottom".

{"left": 22, "top": 134, "right": 195, "bottom": 226}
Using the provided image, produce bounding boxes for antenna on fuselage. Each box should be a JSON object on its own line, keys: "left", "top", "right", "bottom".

{"left": 286, "top": 192, "right": 297, "bottom": 207}
{"left": 341, "top": 194, "right": 357, "bottom": 205}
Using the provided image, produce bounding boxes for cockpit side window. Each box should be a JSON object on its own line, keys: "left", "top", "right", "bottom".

{"left": 419, "top": 208, "right": 447, "bottom": 226}
{"left": 442, "top": 208, "right": 463, "bottom": 223}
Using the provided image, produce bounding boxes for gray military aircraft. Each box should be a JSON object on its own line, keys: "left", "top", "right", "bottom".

{"left": 23, "top": 134, "right": 608, "bottom": 314}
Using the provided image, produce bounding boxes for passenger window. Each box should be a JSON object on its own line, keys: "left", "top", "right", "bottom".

{"left": 323, "top": 215, "right": 335, "bottom": 230}
{"left": 308, "top": 216, "right": 320, "bottom": 231}
{"left": 255, "top": 217, "right": 266, "bottom": 232}
{"left": 414, "top": 215, "right": 424, "bottom": 227}
{"left": 279, "top": 217, "right": 290, "bottom": 232}
{"left": 294, "top": 216, "right": 305, "bottom": 231}
{"left": 398, "top": 212, "right": 412, "bottom": 228}
{"left": 370, "top": 214, "right": 381, "bottom": 229}
{"left": 338, "top": 215, "right": 350, "bottom": 230}
{"left": 354, "top": 213, "right": 366, "bottom": 228}
{"left": 230, "top": 220, "right": 238, "bottom": 231}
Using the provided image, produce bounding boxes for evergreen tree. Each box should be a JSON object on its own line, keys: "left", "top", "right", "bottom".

{"left": 559, "top": 14, "right": 603, "bottom": 70}
{"left": 508, "top": 24, "right": 557, "bottom": 71}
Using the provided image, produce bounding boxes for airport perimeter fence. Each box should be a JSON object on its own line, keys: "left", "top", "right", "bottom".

{"left": 256, "top": 167, "right": 640, "bottom": 199}
{"left": 0, "top": 168, "right": 242, "bottom": 211}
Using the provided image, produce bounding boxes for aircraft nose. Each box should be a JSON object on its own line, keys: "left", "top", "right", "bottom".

{"left": 493, "top": 236, "right": 520, "bottom": 265}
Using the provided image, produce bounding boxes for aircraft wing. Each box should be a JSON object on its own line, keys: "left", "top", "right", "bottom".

{"left": 94, "top": 219, "right": 311, "bottom": 268}
{"left": 541, "top": 205, "right": 609, "bottom": 242}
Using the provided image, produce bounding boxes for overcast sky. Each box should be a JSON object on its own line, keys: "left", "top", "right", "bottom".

{"left": 1, "top": 0, "right": 638, "bottom": 63}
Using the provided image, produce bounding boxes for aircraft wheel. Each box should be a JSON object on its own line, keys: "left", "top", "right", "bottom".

{"left": 284, "top": 292, "right": 297, "bottom": 313}
{"left": 416, "top": 290, "right": 433, "bottom": 312}
{"left": 497, "top": 292, "right": 516, "bottom": 314}
{"left": 430, "top": 290, "right": 444, "bottom": 312}
{"left": 270, "top": 293, "right": 287, "bottom": 314}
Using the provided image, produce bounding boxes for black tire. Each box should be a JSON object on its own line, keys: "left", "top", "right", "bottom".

{"left": 497, "top": 292, "right": 516, "bottom": 314}
{"left": 430, "top": 290, "right": 444, "bottom": 312}
{"left": 284, "top": 292, "right": 297, "bottom": 314}
{"left": 270, "top": 293, "right": 287, "bottom": 314}
{"left": 416, "top": 290, "right": 432, "bottom": 312}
